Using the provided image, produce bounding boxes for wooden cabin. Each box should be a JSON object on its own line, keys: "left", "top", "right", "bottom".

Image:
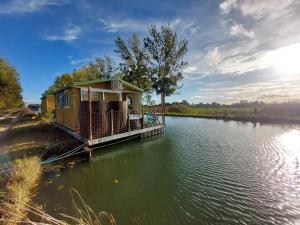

{"left": 53, "top": 78, "right": 164, "bottom": 146}
{"left": 41, "top": 95, "right": 55, "bottom": 114}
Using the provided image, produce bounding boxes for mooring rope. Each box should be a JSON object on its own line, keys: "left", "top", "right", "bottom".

{"left": 40, "top": 142, "right": 87, "bottom": 165}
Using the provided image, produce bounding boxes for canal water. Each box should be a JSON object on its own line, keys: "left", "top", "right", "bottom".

{"left": 36, "top": 117, "right": 300, "bottom": 225}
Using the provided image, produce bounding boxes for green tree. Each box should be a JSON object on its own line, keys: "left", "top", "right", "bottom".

{"left": 43, "top": 56, "right": 116, "bottom": 97}
{"left": 144, "top": 25, "right": 188, "bottom": 123}
{"left": 86, "top": 56, "right": 116, "bottom": 79}
{"left": 0, "top": 57, "right": 23, "bottom": 109}
{"left": 43, "top": 73, "right": 73, "bottom": 96}
{"left": 114, "top": 34, "right": 152, "bottom": 92}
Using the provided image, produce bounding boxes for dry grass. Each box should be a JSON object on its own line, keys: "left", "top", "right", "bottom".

{"left": 0, "top": 158, "right": 116, "bottom": 225}
{"left": 0, "top": 157, "right": 41, "bottom": 225}
{"left": 1, "top": 110, "right": 79, "bottom": 160}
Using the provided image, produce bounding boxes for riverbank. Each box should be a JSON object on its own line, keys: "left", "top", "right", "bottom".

{"left": 0, "top": 109, "right": 116, "bottom": 224}
{"left": 0, "top": 109, "right": 81, "bottom": 161}
{"left": 164, "top": 112, "right": 300, "bottom": 124}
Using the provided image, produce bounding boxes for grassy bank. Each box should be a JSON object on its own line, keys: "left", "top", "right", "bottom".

{"left": 0, "top": 109, "right": 116, "bottom": 224}
{"left": 0, "top": 157, "right": 41, "bottom": 224}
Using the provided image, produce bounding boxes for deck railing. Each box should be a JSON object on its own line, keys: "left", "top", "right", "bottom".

{"left": 79, "top": 110, "right": 150, "bottom": 140}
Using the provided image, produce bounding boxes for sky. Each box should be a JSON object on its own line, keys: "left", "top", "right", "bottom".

{"left": 0, "top": 0, "right": 300, "bottom": 104}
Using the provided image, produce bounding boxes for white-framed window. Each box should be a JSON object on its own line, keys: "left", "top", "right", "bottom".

{"left": 56, "top": 91, "right": 69, "bottom": 108}
{"left": 63, "top": 90, "right": 69, "bottom": 108}
{"left": 81, "top": 89, "right": 88, "bottom": 101}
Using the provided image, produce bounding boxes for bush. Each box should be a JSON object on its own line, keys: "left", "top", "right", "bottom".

{"left": 168, "top": 104, "right": 190, "bottom": 113}
{"left": 41, "top": 111, "right": 54, "bottom": 123}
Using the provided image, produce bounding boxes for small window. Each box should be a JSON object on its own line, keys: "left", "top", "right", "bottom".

{"left": 81, "top": 90, "right": 88, "bottom": 101}
{"left": 64, "top": 91, "right": 69, "bottom": 108}
{"left": 56, "top": 95, "right": 60, "bottom": 109}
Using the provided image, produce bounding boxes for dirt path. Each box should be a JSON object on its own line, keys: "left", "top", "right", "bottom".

{"left": 0, "top": 113, "right": 20, "bottom": 154}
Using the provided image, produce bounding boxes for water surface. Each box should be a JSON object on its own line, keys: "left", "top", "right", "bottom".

{"left": 36, "top": 117, "right": 300, "bottom": 225}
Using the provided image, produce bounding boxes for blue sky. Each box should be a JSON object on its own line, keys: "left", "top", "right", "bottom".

{"left": 1, "top": 0, "right": 300, "bottom": 104}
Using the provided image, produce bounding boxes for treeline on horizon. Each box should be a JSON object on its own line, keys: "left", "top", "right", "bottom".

{"left": 0, "top": 57, "right": 23, "bottom": 110}
{"left": 149, "top": 100, "right": 300, "bottom": 119}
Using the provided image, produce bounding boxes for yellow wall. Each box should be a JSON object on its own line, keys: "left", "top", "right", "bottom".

{"left": 55, "top": 87, "right": 80, "bottom": 132}
{"left": 41, "top": 95, "right": 55, "bottom": 113}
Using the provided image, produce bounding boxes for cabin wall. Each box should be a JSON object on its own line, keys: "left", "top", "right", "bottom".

{"left": 105, "top": 93, "right": 120, "bottom": 101}
{"left": 41, "top": 95, "right": 55, "bottom": 113}
{"left": 47, "top": 95, "right": 55, "bottom": 112}
{"left": 55, "top": 87, "right": 80, "bottom": 132}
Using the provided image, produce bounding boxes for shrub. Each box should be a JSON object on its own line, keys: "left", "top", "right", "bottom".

{"left": 168, "top": 104, "right": 190, "bottom": 113}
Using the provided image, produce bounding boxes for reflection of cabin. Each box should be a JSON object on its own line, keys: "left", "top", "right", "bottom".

{"left": 53, "top": 78, "right": 164, "bottom": 146}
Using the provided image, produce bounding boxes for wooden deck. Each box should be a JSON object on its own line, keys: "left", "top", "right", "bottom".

{"left": 54, "top": 122, "right": 164, "bottom": 146}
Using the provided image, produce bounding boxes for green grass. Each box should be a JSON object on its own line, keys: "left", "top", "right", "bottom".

{"left": 186, "top": 107, "right": 253, "bottom": 116}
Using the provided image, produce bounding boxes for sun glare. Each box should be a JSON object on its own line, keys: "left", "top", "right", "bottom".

{"left": 274, "top": 43, "right": 300, "bottom": 76}
{"left": 277, "top": 129, "right": 300, "bottom": 166}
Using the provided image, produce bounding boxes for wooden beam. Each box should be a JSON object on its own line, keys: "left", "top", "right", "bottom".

{"left": 110, "top": 109, "right": 114, "bottom": 135}
{"left": 128, "top": 110, "right": 131, "bottom": 131}
{"left": 88, "top": 87, "right": 92, "bottom": 140}
{"left": 141, "top": 107, "right": 144, "bottom": 129}
{"left": 80, "top": 87, "right": 122, "bottom": 94}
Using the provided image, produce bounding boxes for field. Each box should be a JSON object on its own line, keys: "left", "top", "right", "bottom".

{"left": 181, "top": 107, "right": 253, "bottom": 116}
{"left": 146, "top": 104, "right": 300, "bottom": 124}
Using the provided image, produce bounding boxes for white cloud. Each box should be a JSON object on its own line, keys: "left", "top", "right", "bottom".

{"left": 182, "top": 0, "right": 300, "bottom": 79}
{"left": 239, "top": 0, "right": 297, "bottom": 20}
{"left": 100, "top": 18, "right": 149, "bottom": 32}
{"left": 0, "top": 0, "right": 69, "bottom": 14}
{"left": 70, "top": 57, "right": 91, "bottom": 65}
{"left": 229, "top": 23, "right": 255, "bottom": 38}
{"left": 205, "top": 47, "right": 222, "bottom": 66}
{"left": 99, "top": 17, "right": 196, "bottom": 34}
{"left": 44, "top": 26, "right": 81, "bottom": 42}
{"left": 219, "top": 0, "right": 238, "bottom": 15}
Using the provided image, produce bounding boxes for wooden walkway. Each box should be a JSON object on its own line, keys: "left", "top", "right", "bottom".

{"left": 54, "top": 123, "right": 164, "bottom": 146}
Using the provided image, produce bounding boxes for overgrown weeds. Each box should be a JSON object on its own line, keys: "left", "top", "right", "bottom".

{"left": 0, "top": 157, "right": 41, "bottom": 225}
{"left": 0, "top": 158, "right": 116, "bottom": 225}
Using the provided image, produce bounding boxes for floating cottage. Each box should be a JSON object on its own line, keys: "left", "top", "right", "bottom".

{"left": 52, "top": 78, "right": 164, "bottom": 146}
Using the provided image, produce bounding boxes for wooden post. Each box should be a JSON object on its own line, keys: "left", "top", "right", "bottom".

{"left": 111, "top": 109, "right": 114, "bottom": 135}
{"left": 88, "top": 87, "right": 92, "bottom": 140}
{"left": 128, "top": 110, "right": 131, "bottom": 131}
{"left": 141, "top": 107, "right": 144, "bottom": 129}
{"left": 84, "top": 146, "right": 92, "bottom": 159}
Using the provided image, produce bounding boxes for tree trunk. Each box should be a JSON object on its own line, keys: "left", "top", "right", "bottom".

{"left": 161, "top": 92, "right": 165, "bottom": 124}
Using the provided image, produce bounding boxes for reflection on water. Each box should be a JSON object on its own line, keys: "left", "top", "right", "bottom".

{"left": 36, "top": 117, "right": 300, "bottom": 225}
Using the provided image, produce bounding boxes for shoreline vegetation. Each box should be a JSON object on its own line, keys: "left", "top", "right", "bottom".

{"left": 163, "top": 112, "right": 300, "bottom": 124}
{"left": 0, "top": 109, "right": 116, "bottom": 225}
{"left": 147, "top": 101, "right": 300, "bottom": 125}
